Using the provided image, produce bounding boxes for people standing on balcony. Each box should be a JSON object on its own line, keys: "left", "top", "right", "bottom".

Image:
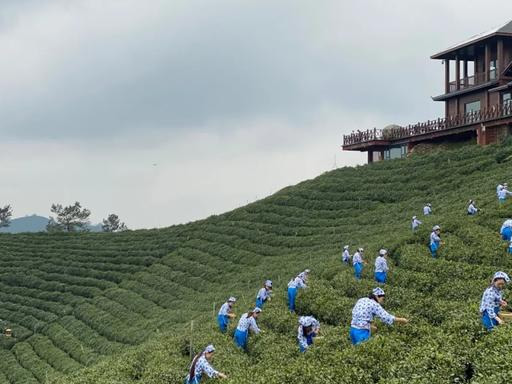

{"left": 342, "top": 245, "right": 351, "bottom": 264}
{"left": 480, "top": 272, "right": 512, "bottom": 331}
{"left": 297, "top": 316, "right": 320, "bottom": 352}
{"left": 423, "top": 203, "right": 432, "bottom": 215}
{"left": 411, "top": 216, "right": 422, "bottom": 231}
{"left": 217, "top": 297, "right": 236, "bottom": 333}
{"left": 498, "top": 184, "right": 512, "bottom": 205}
{"left": 184, "top": 344, "right": 227, "bottom": 383}
{"left": 255, "top": 280, "right": 272, "bottom": 309}
{"left": 429, "top": 225, "right": 442, "bottom": 258}
{"left": 234, "top": 308, "right": 262, "bottom": 351}
{"left": 500, "top": 219, "right": 512, "bottom": 241}
{"left": 287, "top": 273, "right": 307, "bottom": 312}
{"left": 349, "top": 288, "right": 409, "bottom": 345}
{"left": 374, "top": 249, "right": 389, "bottom": 283}
{"left": 353, "top": 248, "right": 366, "bottom": 280}
{"left": 467, "top": 200, "right": 479, "bottom": 215}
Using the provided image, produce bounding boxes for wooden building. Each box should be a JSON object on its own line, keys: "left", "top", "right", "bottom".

{"left": 343, "top": 20, "right": 512, "bottom": 163}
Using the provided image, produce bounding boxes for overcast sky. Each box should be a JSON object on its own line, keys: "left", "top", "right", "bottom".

{"left": 1, "top": 1, "right": 512, "bottom": 228}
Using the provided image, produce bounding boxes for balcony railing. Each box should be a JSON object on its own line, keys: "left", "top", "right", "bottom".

{"left": 343, "top": 102, "right": 512, "bottom": 146}
{"left": 448, "top": 70, "right": 496, "bottom": 93}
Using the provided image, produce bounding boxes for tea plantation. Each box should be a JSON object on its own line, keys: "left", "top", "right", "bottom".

{"left": 2, "top": 141, "right": 512, "bottom": 383}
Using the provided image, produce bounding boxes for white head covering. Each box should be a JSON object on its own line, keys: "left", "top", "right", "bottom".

{"left": 412, "top": 215, "right": 417, "bottom": 220}
{"left": 372, "top": 287, "right": 385, "bottom": 296}
{"left": 358, "top": 247, "right": 364, "bottom": 252}
{"left": 265, "top": 280, "right": 272, "bottom": 287}
{"left": 253, "top": 307, "right": 262, "bottom": 313}
{"left": 204, "top": 344, "right": 215, "bottom": 353}
{"left": 433, "top": 225, "right": 441, "bottom": 231}
{"left": 344, "top": 245, "right": 349, "bottom": 249}
{"left": 379, "top": 249, "right": 387, "bottom": 256}
{"left": 493, "top": 271, "right": 510, "bottom": 283}
{"left": 228, "top": 297, "right": 236, "bottom": 302}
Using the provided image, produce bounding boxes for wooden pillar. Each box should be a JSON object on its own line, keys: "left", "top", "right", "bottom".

{"left": 485, "top": 43, "right": 491, "bottom": 81}
{"left": 444, "top": 59, "right": 450, "bottom": 93}
{"left": 463, "top": 60, "right": 468, "bottom": 86}
{"left": 455, "top": 56, "right": 460, "bottom": 90}
{"left": 498, "top": 38, "right": 504, "bottom": 79}
{"left": 367, "top": 151, "right": 373, "bottom": 164}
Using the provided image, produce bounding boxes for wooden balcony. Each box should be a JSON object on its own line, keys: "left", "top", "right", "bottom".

{"left": 448, "top": 71, "right": 495, "bottom": 93}
{"left": 343, "top": 102, "right": 512, "bottom": 150}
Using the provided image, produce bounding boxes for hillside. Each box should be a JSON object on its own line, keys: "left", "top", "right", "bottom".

{"left": 2, "top": 141, "right": 512, "bottom": 383}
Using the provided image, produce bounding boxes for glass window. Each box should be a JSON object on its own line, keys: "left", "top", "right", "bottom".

{"left": 465, "top": 100, "right": 481, "bottom": 114}
{"left": 504, "top": 92, "right": 512, "bottom": 104}
{"left": 384, "top": 150, "right": 390, "bottom": 160}
{"left": 389, "top": 147, "right": 402, "bottom": 159}
{"left": 401, "top": 145, "right": 407, "bottom": 158}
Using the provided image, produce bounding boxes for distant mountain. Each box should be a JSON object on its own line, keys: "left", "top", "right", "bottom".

{"left": 0, "top": 215, "right": 103, "bottom": 233}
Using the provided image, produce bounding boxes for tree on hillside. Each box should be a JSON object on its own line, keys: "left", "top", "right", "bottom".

{"left": 102, "top": 214, "right": 128, "bottom": 232}
{"left": 46, "top": 202, "right": 91, "bottom": 232}
{"left": 0, "top": 205, "right": 13, "bottom": 228}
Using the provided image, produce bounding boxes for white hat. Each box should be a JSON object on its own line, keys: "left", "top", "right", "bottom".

{"left": 372, "top": 287, "right": 385, "bottom": 296}
{"left": 412, "top": 215, "right": 417, "bottom": 220}
{"left": 304, "top": 269, "right": 310, "bottom": 274}
{"left": 299, "top": 316, "right": 313, "bottom": 327}
{"left": 228, "top": 297, "right": 236, "bottom": 302}
{"left": 433, "top": 225, "right": 441, "bottom": 231}
{"left": 358, "top": 247, "right": 364, "bottom": 252}
{"left": 344, "top": 245, "right": 349, "bottom": 249}
{"left": 493, "top": 271, "right": 510, "bottom": 283}
{"left": 253, "top": 307, "right": 262, "bottom": 313}
{"left": 265, "top": 280, "right": 272, "bottom": 287}
{"left": 204, "top": 344, "right": 215, "bottom": 353}
{"left": 427, "top": 203, "right": 432, "bottom": 207}
{"left": 379, "top": 249, "right": 387, "bottom": 256}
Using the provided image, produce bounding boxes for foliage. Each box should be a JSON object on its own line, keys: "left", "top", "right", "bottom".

{"left": 47, "top": 202, "right": 91, "bottom": 232}
{"left": 101, "top": 214, "right": 128, "bottom": 233}
{"left": 0, "top": 204, "right": 13, "bottom": 228}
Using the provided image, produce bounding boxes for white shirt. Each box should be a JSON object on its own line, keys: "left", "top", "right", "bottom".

{"left": 342, "top": 249, "right": 350, "bottom": 261}
{"left": 352, "top": 251, "right": 363, "bottom": 265}
{"left": 218, "top": 302, "right": 232, "bottom": 316}
{"left": 256, "top": 287, "right": 271, "bottom": 301}
{"left": 430, "top": 231, "right": 441, "bottom": 246}
{"left": 351, "top": 297, "right": 395, "bottom": 330}
{"left": 497, "top": 184, "right": 504, "bottom": 196}
{"left": 412, "top": 218, "right": 422, "bottom": 230}
{"left": 423, "top": 206, "right": 432, "bottom": 215}
{"left": 288, "top": 276, "right": 307, "bottom": 289}
{"left": 468, "top": 203, "right": 478, "bottom": 214}
{"left": 374, "top": 256, "right": 388, "bottom": 273}
{"left": 236, "top": 313, "right": 260, "bottom": 334}
{"left": 498, "top": 189, "right": 511, "bottom": 199}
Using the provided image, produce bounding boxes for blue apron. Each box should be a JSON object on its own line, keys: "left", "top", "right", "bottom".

{"left": 350, "top": 327, "right": 370, "bottom": 345}
{"left": 502, "top": 227, "right": 512, "bottom": 241}
{"left": 430, "top": 242, "right": 439, "bottom": 258}
{"left": 184, "top": 374, "right": 202, "bottom": 384}
{"left": 481, "top": 306, "right": 501, "bottom": 331}
{"left": 255, "top": 297, "right": 264, "bottom": 309}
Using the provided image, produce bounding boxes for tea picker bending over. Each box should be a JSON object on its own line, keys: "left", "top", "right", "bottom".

{"left": 184, "top": 344, "right": 227, "bottom": 383}
{"left": 234, "top": 308, "right": 262, "bottom": 351}
{"left": 288, "top": 273, "right": 307, "bottom": 312}
{"left": 255, "top": 280, "right": 272, "bottom": 309}
{"left": 353, "top": 248, "right": 366, "bottom": 280}
{"left": 480, "top": 272, "right": 512, "bottom": 331}
{"left": 429, "top": 225, "right": 442, "bottom": 258}
{"left": 217, "top": 297, "right": 236, "bottom": 333}
{"left": 411, "top": 216, "right": 422, "bottom": 231}
{"left": 349, "top": 288, "right": 409, "bottom": 345}
{"left": 342, "top": 245, "right": 351, "bottom": 264}
{"left": 467, "top": 200, "right": 478, "bottom": 215}
{"left": 374, "top": 249, "right": 389, "bottom": 283}
{"left": 423, "top": 203, "right": 432, "bottom": 215}
{"left": 297, "top": 316, "right": 320, "bottom": 352}
{"left": 500, "top": 219, "right": 512, "bottom": 241}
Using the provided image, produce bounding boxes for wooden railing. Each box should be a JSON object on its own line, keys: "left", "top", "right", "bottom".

{"left": 448, "top": 71, "right": 493, "bottom": 92}
{"left": 343, "top": 102, "right": 512, "bottom": 146}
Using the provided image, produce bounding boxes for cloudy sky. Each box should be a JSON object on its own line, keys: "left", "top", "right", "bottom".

{"left": 1, "top": 1, "right": 511, "bottom": 228}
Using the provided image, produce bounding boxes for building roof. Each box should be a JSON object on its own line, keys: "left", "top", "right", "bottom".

{"left": 431, "top": 20, "right": 512, "bottom": 60}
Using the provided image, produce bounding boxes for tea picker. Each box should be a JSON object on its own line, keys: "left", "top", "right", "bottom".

{"left": 234, "top": 308, "right": 262, "bottom": 351}
{"left": 411, "top": 216, "right": 422, "bottom": 231}
{"left": 467, "top": 200, "right": 478, "bottom": 215}
{"left": 342, "top": 245, "right": 351, "bottom": 264}
{"left": 480, "top": 272, "right": 512, "bottom": 331}
{"left": 374, "top": 249, "right": 389, "bottom": 283}
{"left": 500, "top": 219, "right": 512, "bottom": 241}
{"left": 423, "top": 203, "right": 432, "bottom": 215}
{"left": 217, "top": 297, "right": 236, "bottom": 333}
{"left": 352, "top": 248, "right": 366, "bottom": 280}
{"left": 287, "top": 272, "right": 308, "bottom": 312}
{"left": 349, "top": 287, "right": 409, "bottom": 345}
{"left": 297, "top": 316, "right": 320, "bottom": 352}
{"left": 429, "top": 225, "right": 442, "bottom": 258}
{"left": 255, "top": 280, "right": 272, "bottom": 309}
{"left": 184, "top": 344, "right": 227, "bottom": 383}
{"left": 498, "top": 184, "right": 512, "bottom": 205}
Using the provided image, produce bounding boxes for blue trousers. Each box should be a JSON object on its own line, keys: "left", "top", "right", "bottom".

{"left": 481, "top": 307, "right": 501, "bottom": 331}
{"left": 299, "top": 332, "right": 316, "bottom": 352}
{"left": 502, "top": 227, "right": 512, "bottom": 241}
{"left": 350, "top": 327, "right": 370, "bottom": 345}
{"left": 354, "top": 263, "right": 363, "bottom": 279}
{"left": 288, "top": 287, "right": 297, "bottom": 312}
{"left": 234, "top": 329, "right": 248, "bottom": 350}
{"left": 255, "top": 297, "right": 265, "bottom": 309}
{"left": 184, "top": 374, "right": 202, "bottom": 384}
{"left": 430, "top": 243, "right": 439, "bottom": 258}
{"left": 375, "top": 271, "right": 387, "bottom": 283}
{"left": 217, "top": 314, "right": 229, "bottom": 333}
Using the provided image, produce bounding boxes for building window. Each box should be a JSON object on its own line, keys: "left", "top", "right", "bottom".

{"left": 384, "top": 149, "right": 390, "bottom": 160}
{"left": 504, "top": 92, "right": 512, "bottom": 104}
{"left": 490, "top": 60, "right": 497, "bottom": 80}
{"left": 465, "top": 100, "right": 481, "bottom": 114}
{"left": 401, "top": 145, "right": 407, "bottom": 158}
